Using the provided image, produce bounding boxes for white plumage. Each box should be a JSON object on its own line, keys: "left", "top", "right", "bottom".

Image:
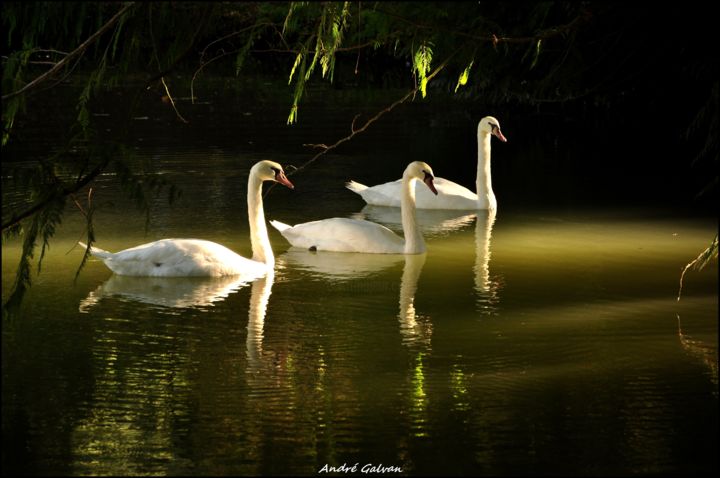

{"left": 346, "top": 116, "right": 507, "bottom": 210}
{"left": 271, "top": 161, "right": 438, "bottom": 254}
{"left": 79, "top": 238, "right": 267, "bottom": 277}
{"left": 80, "top": 160, "right": 294, "bottom": 277}
{"left": 270, "top": 217, "right": 406, "bottom": 254}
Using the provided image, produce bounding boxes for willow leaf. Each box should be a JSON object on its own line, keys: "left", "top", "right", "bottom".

{"left": 455, "top": 60, "right": 474, "bottom": 93}
{"left": 530, "top": 38, "right": 542, "bottom": 70}
{"left": 288, "top": 51, "right": 303, "bottom": 85}
{"left": 413, "top": 43, "right": 433, "bottom": 98}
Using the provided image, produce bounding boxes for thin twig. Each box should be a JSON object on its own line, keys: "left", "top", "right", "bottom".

{"left": 199, "top": 23, "right": 272, "bottom": 62}
{"left": 147, "top": 4, "right": 188, "bottom": 123}
{"left": 190, "top": 49, "right": 236, "bottom": 103}
{"left": 70, "top": 187, "right": 93, "bottom": 218}
{"left": 373, "top": 6, "right": 591, "bottom": 45}
{"left": 160, "top": 77, "right": 189, "bottom": 123}
{"left": 297, "top": 57, "right": 451, "bottom": 170}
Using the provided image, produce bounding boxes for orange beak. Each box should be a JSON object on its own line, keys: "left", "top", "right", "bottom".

{"left": 275, "top": 170, "right": 294, "bottom": 189}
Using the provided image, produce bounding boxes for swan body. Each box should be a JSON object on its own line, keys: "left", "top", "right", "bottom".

{"left": 270, "top": 217, "right": 406, "bottom": 254}
{"left": 346, "top": 116, "right": 506, "bottom": 210}
{"left": 80, "top": 239, "right": 268, "bottom": 277}
{"left": 81, "top": 160, "right": 294, "bottom": 277}
{"left": 271, "top": 161, "right": 438, "bottom": 254}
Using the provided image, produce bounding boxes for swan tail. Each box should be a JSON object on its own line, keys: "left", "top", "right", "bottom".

{"left": 78, "top": 241, "right": 113, "bottom": 259}
{"left": 269, "top": 220, "right": 291, "bottom": 233}
{"left": 345, "top": 180, "right": 368, "bottom": 194}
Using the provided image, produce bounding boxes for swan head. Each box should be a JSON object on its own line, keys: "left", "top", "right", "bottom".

{"left": 404, "top": 161, "right": 438, "bottom": 195}
{"left": 478, "top": 116, "right": 507, "bottom": 142}
{"left": 251, "top": 160, "right": 294, "bottom": 189}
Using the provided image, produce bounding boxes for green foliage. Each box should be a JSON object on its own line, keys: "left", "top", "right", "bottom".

{"left": 1, "top": 2, "right": 194, "bottom": 314}
{"left": 287, "top": 45, "right": 308, "bottom": 124}
{"left": 288, "top": 50, "right": 304, "bottom": 85}
{"left": 3, "top": 145, "right": 85, "bottom": 314}
{"left": 454, "top": 60, "right": 473, "bottom": 93}
{"left": 2, "top": 138, "right": 180, "bottom": 316}
{"left": 413, "top": 42, "right": 434, "bottom": 98}
{"left": 284, "top": 1, "right": 351, "bottom": 123}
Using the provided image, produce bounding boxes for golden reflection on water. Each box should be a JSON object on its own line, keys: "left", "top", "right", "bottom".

{"left": 409, "top": 352, "right": 429, "bottom": 439}
{"left": 69, "top": 318, "right": 191, "bottom": 475}
{"left": 677, "top": 312, "right": 719, "bottom": 393}
{"left": 450, "top": 361, "right": 471, "bottom": 413}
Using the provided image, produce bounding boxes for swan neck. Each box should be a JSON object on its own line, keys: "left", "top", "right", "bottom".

{"left": 401, "top": 176, "right": 425, "bottom": 254}
{"left": 476, "top": 131, "right": 493, "bottom": 197}
{"left": 247, "top": 175, "right": 274, "bottom": 266}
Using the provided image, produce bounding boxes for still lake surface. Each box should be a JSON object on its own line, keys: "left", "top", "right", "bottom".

{"left": 2, "top": 112, "right": 718, "bottom": 475}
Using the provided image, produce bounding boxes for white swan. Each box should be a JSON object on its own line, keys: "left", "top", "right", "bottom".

{"left": 79, "top": 160, "right": 294, "bottom": 277}
{"left": 270, "top": 161, "right": 438, "bottom": 254}
{"left": 346, "top": 116, "right": 507, "bottom": 210}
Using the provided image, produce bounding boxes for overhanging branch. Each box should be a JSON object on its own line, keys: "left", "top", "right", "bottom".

{"left": 1, "top": 2, "right": 135, "bottom": 102}
{"left": 1, "top": 160, "right": 108, "bottom": 232}
{"left": 264, "top": 54, "right": 453, "bottom": 198}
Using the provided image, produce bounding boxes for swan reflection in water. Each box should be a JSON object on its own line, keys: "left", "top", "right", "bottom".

{"left": 397, "top": 253, "right": 432, "bottom": 348}
{"left": 677, "top": 314, "right": 718, "bottom": 392}
{"left": 354, "top": 205, "right": 476, "bottom": 237}
{"left": 277, "top": 248, "right": 404, "bottom": 281}
{"left": 474, "top": 208, "right": 501, "bottom": 313}
{"left": 78, "top": 274, "right": 254, "bottom": 312}
{"left": 276, "top": 250, "right": 431, "bottom": 348}
{"left": 354, "top": 205, "right": 502, "bottom": 313}
{"left": 246, "top": 272, "right": 275, "bottom": 375}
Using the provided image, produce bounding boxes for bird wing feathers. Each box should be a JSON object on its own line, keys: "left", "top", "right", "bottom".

{"left": 276, "top": 218, "right": 405, "bottom": 253}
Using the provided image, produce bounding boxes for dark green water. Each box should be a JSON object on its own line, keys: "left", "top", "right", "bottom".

{"left": 2, "top": 148, "right": 717, "bottom": 476}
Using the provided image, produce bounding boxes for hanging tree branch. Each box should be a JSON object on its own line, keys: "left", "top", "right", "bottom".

{"left": 372, "top": 6, "right": 592, "bottom": 46}
{"left": 297, "top": 56, "right": 452, "bottom": 172}
{"left": 264, "top": 54, "right": 453, "bottom": 198}
{"left": 1, "top": 159, "right": 110, "bottom": 232}
{"left": 1, "top": 2, "right": 136, "bottom": 102}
